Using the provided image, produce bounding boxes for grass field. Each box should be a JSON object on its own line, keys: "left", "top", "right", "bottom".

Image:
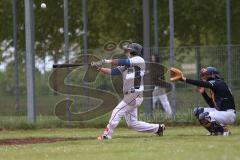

{"left": 0, "top": 126, "right": 240, "bottom": 160}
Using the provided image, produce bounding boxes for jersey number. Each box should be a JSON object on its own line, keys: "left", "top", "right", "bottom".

{"left": 134, "top": 66, "right": 141, "bottom": 89}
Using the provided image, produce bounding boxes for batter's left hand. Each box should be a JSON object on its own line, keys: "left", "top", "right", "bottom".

{"left": 91, "top": 60, "right": 104, "bottom": 68}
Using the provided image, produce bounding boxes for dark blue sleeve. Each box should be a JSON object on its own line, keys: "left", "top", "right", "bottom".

{"left": 111, "top": 67, "right": 122, "bottom": 75}
{"left": 201, "top": 92, "right": 215, "bottom": 107}
{"left": 185, "top": 79, "right": 214, "bottom": 89}
{"left": 117, "top": 59, "right": 130, "bottom": 67}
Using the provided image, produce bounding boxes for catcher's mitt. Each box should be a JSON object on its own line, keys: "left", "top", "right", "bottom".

{"left": 170, "top": 67, "right": 185, "bottom": 81}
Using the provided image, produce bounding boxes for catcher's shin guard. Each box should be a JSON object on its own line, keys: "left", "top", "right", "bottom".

{"left": 198, "top": 112, "right": 212, "bottom": 133}
{"left": 198, "top": 112, "right": 225, "bottom": 135}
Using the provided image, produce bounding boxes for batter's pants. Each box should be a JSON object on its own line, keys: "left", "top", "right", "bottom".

{"left": 104, "top": 93, "right": 159, "bottom": 137}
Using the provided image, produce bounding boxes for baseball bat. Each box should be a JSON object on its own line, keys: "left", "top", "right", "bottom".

{"left": 53, "top": 61, "right": 98, "bottom": 68}
{"left": 53, "top": 63, "right": 83, "bottom": 68}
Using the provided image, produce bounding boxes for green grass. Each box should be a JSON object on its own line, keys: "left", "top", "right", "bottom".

{"left": 0, "top": 127, "right": 240, "bottom": 160}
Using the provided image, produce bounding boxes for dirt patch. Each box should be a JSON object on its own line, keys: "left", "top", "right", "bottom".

{"left": 0, "top": 137, "right": 80, "bottom": 146}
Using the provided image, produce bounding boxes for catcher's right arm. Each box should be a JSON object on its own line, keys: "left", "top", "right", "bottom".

{"left": 170, "top": 67, "right": 186, "bottom": 81}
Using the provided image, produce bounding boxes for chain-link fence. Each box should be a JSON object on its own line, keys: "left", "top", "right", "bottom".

{"left": 0, "top": 45, "right": 239, "bottom": 126}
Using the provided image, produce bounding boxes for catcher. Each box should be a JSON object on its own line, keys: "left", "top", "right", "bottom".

{"left": 170, "top": 67, "right": 236, "bottom": 136}
{"left": 92, "top": 43, "right": 165, "bottom": 140}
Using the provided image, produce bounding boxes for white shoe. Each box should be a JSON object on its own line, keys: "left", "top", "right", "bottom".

{"left": 222, "top": 126, "right": 231, "bottom": 136}
{"left": 223, "top": 131, "right": 231, "bottom": 136}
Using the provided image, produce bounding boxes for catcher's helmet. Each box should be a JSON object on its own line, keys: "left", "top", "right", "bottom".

{"left": 200, "top": 66, "right": 220, "bottom": 79}
{"left": 206, "top": 67, "right": 219, "bottom": 75}
{"left": 123, "top": 43, "right": 143, "bottom": 55}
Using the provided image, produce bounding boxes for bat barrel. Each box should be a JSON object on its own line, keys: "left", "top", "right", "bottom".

{"left": 52, "top": 63, "right": 82, "bottom": 68}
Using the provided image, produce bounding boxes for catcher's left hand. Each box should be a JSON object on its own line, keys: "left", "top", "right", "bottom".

{"left": 170, "top": 67, "right": 186, "bottom": 81}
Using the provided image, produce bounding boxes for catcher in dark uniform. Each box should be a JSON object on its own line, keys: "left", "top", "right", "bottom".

{"left": 170, "top": 67, "right": 236, "bottom": 136}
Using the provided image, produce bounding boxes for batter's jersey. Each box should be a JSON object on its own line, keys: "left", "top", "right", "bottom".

{"left": 117, "top": 56, "right": 145, "bottom": 94}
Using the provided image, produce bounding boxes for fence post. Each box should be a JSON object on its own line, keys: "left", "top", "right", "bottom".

{"left": 24, "top": 0, "right": 36, "bottom": 123}
{"left": 142, "top": 0, "right": 152, "bottom": 119}
{"left": 169, "top": 0, "right": 176, "bottom": 119}
{"left": 226, "top": 0, "right": 232, "bottom": 89}
{"left": 12, "top": 0, "right": 20, "bottom": 113}
{"left": 63, "top": 0, "right": 71, "bottom": 122}
{"left": 82, "top": 0, "right": 90, "bottom": 111}
{"left": 195, "top": 46, "right": 201, "bottom": 79}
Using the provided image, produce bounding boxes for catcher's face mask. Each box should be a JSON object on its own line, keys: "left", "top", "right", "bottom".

{"left": 200, "top": 68, "right": 209, "bottom": 81}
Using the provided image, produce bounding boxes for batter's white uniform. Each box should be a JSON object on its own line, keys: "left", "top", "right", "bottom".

{"left": 103, "top": 56, "right": 159, "bottom": 138}
{"left": 152, "top": 86, "right": 172, "bottom": 118}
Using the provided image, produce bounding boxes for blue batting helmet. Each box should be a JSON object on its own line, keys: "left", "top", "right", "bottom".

{"left": 123, "top": 43, "right": 143, "bottom": 55}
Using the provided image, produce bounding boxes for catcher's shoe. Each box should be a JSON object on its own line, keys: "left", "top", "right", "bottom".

{"left": 222, "top": 126, "right": 231, "bottom": 136}
{"left": 97, "top": 134, "right": 112, "bottom": 140}
{"left": 209, "top": 126, "right": 231, "bottom": 136}
{"left": 156, "top": 124, "right": 165, "bottom": 136}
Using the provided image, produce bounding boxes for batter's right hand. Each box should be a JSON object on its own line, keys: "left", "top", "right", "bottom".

{"left": 91, "top": 60, "right": 104, "bottom": 68}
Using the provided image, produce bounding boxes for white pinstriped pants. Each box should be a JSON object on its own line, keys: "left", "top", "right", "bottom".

{"left": 104, "top": 93, "right": 159, "bottom": 137}
{"left": 203, "top": 108, "right": 236, "bottom": 125}
{"left": 152, "top": 86, "right": 172, "bottom": 117}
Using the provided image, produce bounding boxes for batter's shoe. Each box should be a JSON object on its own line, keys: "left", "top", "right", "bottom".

{"left": 156, "top": 124, "right": 165, "bottom": 136}
{"left": 97, "top": 134, "right": 112, "bottom": 140}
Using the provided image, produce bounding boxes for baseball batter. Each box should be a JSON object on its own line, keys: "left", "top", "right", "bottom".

{"left": 93, "top": 43, "right": 165, "bottom": 140}
{"left": 171, "top": 67, "right": 236, "bottom": 136}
